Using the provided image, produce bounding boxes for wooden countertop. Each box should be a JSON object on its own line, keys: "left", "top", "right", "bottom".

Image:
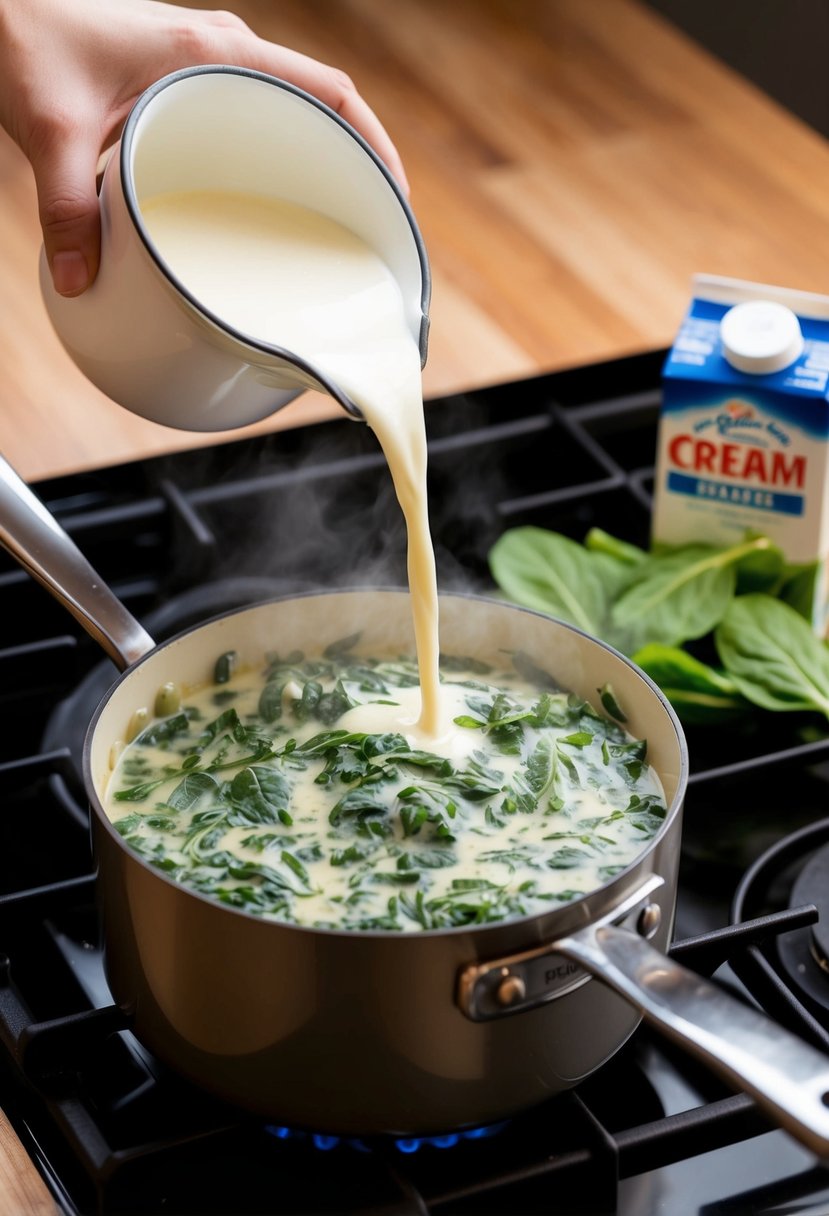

{"left": 4, "top": 0, "right": 829, "bottom": 484}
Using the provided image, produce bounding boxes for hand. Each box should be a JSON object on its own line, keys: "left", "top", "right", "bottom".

{"left": 0, "top": 0, "right": 409, "bottom": 296}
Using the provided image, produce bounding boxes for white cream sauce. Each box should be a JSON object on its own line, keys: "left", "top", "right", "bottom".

{"left": 104, "top": 657, "right": 667, "bottom": 930}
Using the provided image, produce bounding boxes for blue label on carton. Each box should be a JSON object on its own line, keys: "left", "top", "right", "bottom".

{"left": 652, "top": 277, "right": 829, "bottom": 634}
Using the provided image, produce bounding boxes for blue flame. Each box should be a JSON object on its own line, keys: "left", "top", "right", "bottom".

{"left": 311, "top": 1134, "right": 340, "bottom": 1151}
{"left": 265, "top": 1120, "right": 509, "bottom": 1154}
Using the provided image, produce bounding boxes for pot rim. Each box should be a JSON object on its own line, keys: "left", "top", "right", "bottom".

{"left": 83, "top": 587, "right": 689, "bottom": 943}
{"left": 117, "top": 65, "right": 432, "bottom": 417}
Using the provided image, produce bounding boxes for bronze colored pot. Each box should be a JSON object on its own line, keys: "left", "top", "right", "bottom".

{"left": 87, "top": 589, "right": 683, "bottom": 1133}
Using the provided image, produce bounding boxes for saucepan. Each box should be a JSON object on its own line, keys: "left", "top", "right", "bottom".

{"left": 3, "top": 452, "right": 829, "bottom": 1152}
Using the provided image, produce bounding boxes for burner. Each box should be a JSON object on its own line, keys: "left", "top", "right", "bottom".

{"left": 731, "top": 819, "right": 829, "bottom": 1051}
{"left": 775, "top": 839, "right": 829, "bottom": 1022}
{"left": 791, "top": 846, "right": 829, "bottom": 974}
{"left": 264, "top": 1121, "right": 509, "bottom": 1154}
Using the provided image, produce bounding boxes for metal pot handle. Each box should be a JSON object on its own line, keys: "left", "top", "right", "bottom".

{"left": 0, "top": 452, "right": 155, "bottom": 671}
{"left": 555, "top": 920, "right": 829, "bottom": 1157}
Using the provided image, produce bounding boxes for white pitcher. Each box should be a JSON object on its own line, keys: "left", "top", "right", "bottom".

{"left": 39, "top": 66, "right": 430, "bottom": 431}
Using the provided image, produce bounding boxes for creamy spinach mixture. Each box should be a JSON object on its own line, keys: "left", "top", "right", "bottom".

{"left": 104, "top": 641, "right": 667, "bottom": 931}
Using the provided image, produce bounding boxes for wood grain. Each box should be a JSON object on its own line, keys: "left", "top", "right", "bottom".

{"left": 0, "top": 1111, "right": 57, "bottom": 1215}
{"left": 4, "top": 0, "right": 829, "bottom": 481}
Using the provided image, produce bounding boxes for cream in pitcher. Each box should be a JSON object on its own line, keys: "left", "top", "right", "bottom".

{"left": 652, "top": 274, "right": 829, "bottom": 637}
{"left": 39, "top": 67, "right": 429, "bottom": 432}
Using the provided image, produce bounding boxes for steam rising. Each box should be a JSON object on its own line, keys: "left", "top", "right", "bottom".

{"left": 178, "top": 395, "right": 510, "bottom": 619}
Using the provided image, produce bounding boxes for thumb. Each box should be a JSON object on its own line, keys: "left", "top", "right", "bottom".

{"left": 30, "top": 128, "right": 102, "bottom": 297}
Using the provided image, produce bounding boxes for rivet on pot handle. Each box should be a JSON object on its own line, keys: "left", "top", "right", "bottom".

{"left": 458, "top": 875, "right": 663, "bottom": 1020}
{"left": 459, "top": 874, "right": 829, "bottom": 1158}
{"left": 0, "top": 453, "right": 155, "bottom": 671}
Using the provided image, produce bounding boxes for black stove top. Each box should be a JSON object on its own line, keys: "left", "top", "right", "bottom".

{"left": 3, "top": 349, "right": 829, "bottom": 1215}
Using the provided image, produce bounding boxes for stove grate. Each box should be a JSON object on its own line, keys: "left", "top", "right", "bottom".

{"left": 0, "top": 349, "right": 828, "bottom": 1214}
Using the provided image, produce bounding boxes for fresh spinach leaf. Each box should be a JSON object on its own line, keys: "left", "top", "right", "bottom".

{"left": 584, "top": 528, "right": 648, "bottom": 567}
{"left": 134, "top": 712, "right": 192, "bottom": 748}
{"left": 316, "top": 741, "right": 378, "bottom": 786}
{"left": 778, "top": 561, "right": 822, "bottom": 625}
{"left": 529, "top": 692, "right": 571, "bottom": 728}
{"left": 196, "top": 707, "right": 242, "bottom": 747}
{"left": 113, "top": 776, "right": 169, "bottom": 802}
{"left": 281, "top": 850, "right": 313, "bottom": 888}
{"left": 598, "top": 684, "right": 628, "bottom": 722}
{"left": 410, "top": 848, "right": 457, "bottom": 869}
{"left": 371, "top": 869, "right": 422, "bottom": 886}
{"left": 714, "top": 594, "right": 829, "bottom": 719}
{"left": 165, "top": 770, "right": 221, "bottom": 811}
{"left": 611, "top": 545, "right": 735, "bottom": 649}
{"left": 526, "top": 735, "right": 555, "bottom": 799}
{"left": 397, "top": 784, "right": 458, "bottom": 839}
{"left": 547, "top": 846, "right": 593, "bottom": 869}
{"left": 734, "top": 534, "right": 785, "bottom": 594}
{"left": 622, "top": 793, "right": 667, "bottom": 833}
{"left": 632, "top": 643, "right": 749, "bottom": 724}
{"left": 611, "top": 535, "right": 779, "bottom": 650}
{"left": 229, "top": 766, "right": 292, "bottom": 825}
{"left": 258, "top": 678, "right": 286, "bottom": 723}
{"left": 329, "top": 787, "right": 390, "bottom": 828}
{"left": 330, "top": 842, "right": 379, "bottom": 866}
{"left": 315, "top": 679, "right": 357, "bottom": 724}
{"left": 293, "top": 680, "right": 322, "bottom": 721}
{"left": 489, "top": 526, "right": 630, "bottom": 637}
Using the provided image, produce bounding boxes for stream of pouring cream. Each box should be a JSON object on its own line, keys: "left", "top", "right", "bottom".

{"left": 139, "top": 190, "right": 443, "bottom": 738}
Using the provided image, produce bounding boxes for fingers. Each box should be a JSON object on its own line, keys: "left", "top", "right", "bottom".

{"left": 324, "top": 71, "right": 411, "bottom": 197}
{"left": 29, "top": 117, "right": 102, "bottom": 295}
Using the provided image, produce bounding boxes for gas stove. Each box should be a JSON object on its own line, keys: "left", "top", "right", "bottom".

{"left": 3, "top": 349, "right": 829, "bottom": 1214}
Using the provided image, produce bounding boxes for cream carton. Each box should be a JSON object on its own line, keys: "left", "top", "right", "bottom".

{"left": 652, "top": 274, "right": 829, "bottom": 636}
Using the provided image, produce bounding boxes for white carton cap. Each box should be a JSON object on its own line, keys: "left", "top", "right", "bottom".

{"left": 720, "top": 299, "right": 804, "bottom": 374}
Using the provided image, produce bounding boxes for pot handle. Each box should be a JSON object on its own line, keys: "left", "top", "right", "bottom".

{"left": 0, "top": 453, "right": 155, "bottom": 671}
{"left": 555, "top": 920, "right": 829, "bottom": 1158}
